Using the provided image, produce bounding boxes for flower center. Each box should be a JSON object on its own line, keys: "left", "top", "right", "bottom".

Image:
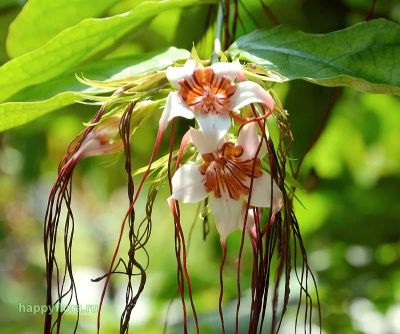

{"left": 199, "top": 142, "right": 263, "bottom": 200}
{"left": 178, "top": 67, "right": 236, "bottom": 114}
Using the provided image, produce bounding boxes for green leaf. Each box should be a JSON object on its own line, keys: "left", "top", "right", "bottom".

{"left": 6, "top": 0, "right": 118, "bottom": 58}
{"left": 0, "top": 94, "right": 79, "bottom": 133}
{"left": 284, "top": 81, "right": 338, "bottom": 163}
{"left": 229, "top": 19, "right": 400, "bottom": 94}
{"left": 0, "top": 0, "right": 215, "bottom": 103}
{"left": 0, "top": 6, "right": 19, "bottom": 65}
{"left": 0, "top": 0, "right": 24, "bottom": 10}
{"left": 12, "top": 47, "right": 190, "bottom": 102}
{"left": 0, "top": 47, "right": 190, "bottom": 132}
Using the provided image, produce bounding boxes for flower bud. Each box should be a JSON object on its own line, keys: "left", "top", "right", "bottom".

{"left": 75, "top": 117, "right": 122, "bottom": 160}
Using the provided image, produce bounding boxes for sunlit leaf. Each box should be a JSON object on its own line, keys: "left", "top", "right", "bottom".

{"left": 0, "top": 0, "right": 216, "bottom": 103}
{"left": 6, "top": 0, "right": 118, "bottom": 58}
{"left": 0, "top": 0, "right": 24, "bottom": 10}
{"left": 285, "top": 82, "right": 337, "bottom": 163}
{"left": 0, "top": 6, "right": 19, "bottom": 65}
{"left": 229, "top": 19, "right": 400, "bottom": 94}
{"left": 0, "top": 47, "right": 190, "bottom": 132}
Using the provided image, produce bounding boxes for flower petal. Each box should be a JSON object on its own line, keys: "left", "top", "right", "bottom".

{"left": 241, "top": 207, "right": 256, "bottom": 242}
{"left": 211, "top": 61, "right": 242, "bottom": 80}
{"left": 250, "top": 172, "right": 282, "bottom": 213}
{"left": 76, "top": 117, "right": 122, "bottom": 159}
{"left": 196, "top": 113, "right": 231, "bottom": 139}
{"left": 231, "top": 81, "right": 275, "bottom": 112}
{"left": 166, "top": 59, "right": 196, "bottom": 88}
{"left": 209, "top": 195, "right": 243, "bottom": 241}
{"left": 159, "top": 92, "right": 194, "bottom": 131}
{"left": 189, "top": 127, "right": 222, "bottom": 154}
{"left": 237, "top": 122, "right": 266, "bottom": 160}
{"left": 171, "top": 163, "right": 207, "bottom": 203}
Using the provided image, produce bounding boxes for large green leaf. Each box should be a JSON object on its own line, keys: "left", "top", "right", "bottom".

{"left": 0, "top": 47, "right": 190, "bottom": 132}
{"left": 6, "top": 0, "right": 118, "bottom": 58}
{"left": 285, "top": 82, "right": 338, "bottom": 163}
{"left": 0, "top": 0, "right": 215, "bottom": 103}
{"left": 0, "top": 7, "right": 19, "bottom": 65}
{"left": 0, "top": 0, "right": 25, "bottom": 10}
{"left": 229, "top": 19, "right": 400, "bottom": 94}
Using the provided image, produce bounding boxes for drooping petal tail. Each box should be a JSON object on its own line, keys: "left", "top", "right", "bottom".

{"left": 237, "top": 122, "right": 266, "bottom": 160}
{"left": 250, "top": 172, "right": 282, "bottom": 214}
{"left": 209, "top": 195, "right": 243, "bottom": 241}
{"left": 176, "top": 130, "right": 191, "bottom": 168}
{"left": 159, "top": 92, "right": 194, "bottom": 132}
{"left": 231, "top": 81, "right": 275, "bottom": 112}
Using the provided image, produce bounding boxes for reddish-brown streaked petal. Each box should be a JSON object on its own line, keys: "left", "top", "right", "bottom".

{"left": 203, "top": 162, "right": 222, "bottom": 198}
{"left": 222, "top": 142, "right": 243, "bottom": 159}
{"left": 178, "top": 81, "right": 202, "bottom": 105}
{"left": 198, "top": 142, "right": 263, "bottom": 201}
{"left": 221, "top": 164, "right": 249, "bottom": 200}
{"left": 201, "top": 153, "right": 215, "bottom": 164}
{"left": 215, "top": 76, "right": 236, "bottom": 98}
{"left": 193, "top": 67, "right": 214, "bottom": 86}
{"left": 177, "top": 67, "right": 236, "bottom": 115}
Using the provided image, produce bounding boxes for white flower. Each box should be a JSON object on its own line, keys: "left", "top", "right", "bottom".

{"left": 170, "top": 122, "right": 282, "bottom": 241}
{"left": 159, "top": 60, "right": 275, "bottom": 140}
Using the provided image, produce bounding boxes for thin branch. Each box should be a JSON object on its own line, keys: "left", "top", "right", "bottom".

{"left": 366, "top": 0, "right": 377, "bottom": 20}
{"left": 259, "top": 0, "right": 279, "bottom": 26}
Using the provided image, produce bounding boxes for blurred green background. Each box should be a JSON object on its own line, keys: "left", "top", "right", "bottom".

{"left": 0, "top": 0, "right": 399, "bottom": 333}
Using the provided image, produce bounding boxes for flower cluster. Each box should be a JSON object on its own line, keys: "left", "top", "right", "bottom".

{"left": 161, "top": 60, "right": 283, "bottom": 241}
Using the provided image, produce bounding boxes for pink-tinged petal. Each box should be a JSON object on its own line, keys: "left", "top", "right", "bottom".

{"left": 250, "top": 172, "right": 282, "bottom": 213}
{"left": 171, "top": 164, "right": 207, "bottom": 203}
{"left": 159, "top": 92, "right": 194, "bottom": 131}
{"left": 166, "top": 59, "right": 196, "bottom": 88}
{"left": 211, "top": 61, "right": 242, "bottom": 80}
{"left": 196, "top": 113, "right": 231, "bottom": 139}
{"left": 189, "top": 127, "right": 223, "bottom": 154}
{"left": 237, "top": 122, "right": 267, "bottom": 160}
{"left": 77, "top": 139, "right": 120, "bottom": 159}
{"left": 209, "top": 195, "right": 243, "bottom": 241}
{"left": 241, "top": 208, "right": 256, "bottom": 244}
{"left": 231, "top": 81, "right": 275, "bottom": 112}
{"left": 76, "top": 117, "right": 122, "bottom": 159}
